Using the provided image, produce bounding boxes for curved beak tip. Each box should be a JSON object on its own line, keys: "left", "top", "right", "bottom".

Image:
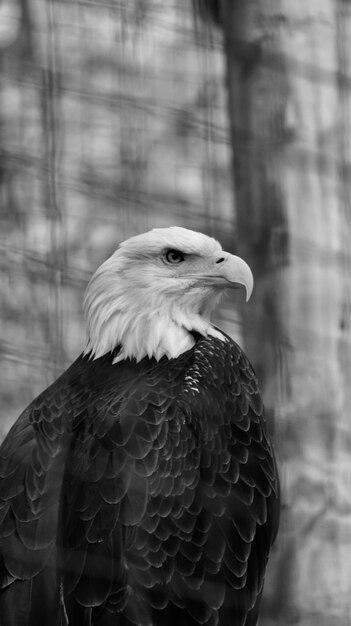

{"left": 225, "top": 254, "right": 254, "bottom": 303}
{"left": 244, "top": 272, "right": 254, "bottom": 302}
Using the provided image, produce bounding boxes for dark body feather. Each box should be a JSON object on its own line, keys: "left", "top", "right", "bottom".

{"left": 0, "top": 334, "right": 279, "bottom": 626}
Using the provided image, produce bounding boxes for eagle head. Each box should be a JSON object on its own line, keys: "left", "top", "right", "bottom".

{"left": 83, "top": 227, "right": 253, "bottom": 362}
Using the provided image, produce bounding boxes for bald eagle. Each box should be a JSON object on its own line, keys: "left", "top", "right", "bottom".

{"left": 0, "top": 227, "right": 279, "bottom": 626}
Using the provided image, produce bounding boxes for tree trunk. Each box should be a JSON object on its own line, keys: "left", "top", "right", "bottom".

{"left": 220, "top": 0, "right": 351, "bottom": 624}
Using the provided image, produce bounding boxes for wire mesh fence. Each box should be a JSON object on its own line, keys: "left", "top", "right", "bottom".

{"left": 1, "top": 0, "right": 237, "bottom": 434}
{"left": 2, "top": 1, "right": 351, "bottom": 625}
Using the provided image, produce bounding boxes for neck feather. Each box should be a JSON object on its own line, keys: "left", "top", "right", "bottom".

{"left": 84, "top": 275, "right": 225, "bottom": 363}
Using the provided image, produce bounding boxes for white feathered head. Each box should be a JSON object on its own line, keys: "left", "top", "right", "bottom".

{"left": 84, "top": 227, "right": 253, "bottom": 362}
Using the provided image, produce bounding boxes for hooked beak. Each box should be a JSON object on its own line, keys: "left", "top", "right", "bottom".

{"left": 185, "top": 253, "right": 254, "bottom": 302}
{"left": 217, "top": 253, "right": 254, "bottom": 302}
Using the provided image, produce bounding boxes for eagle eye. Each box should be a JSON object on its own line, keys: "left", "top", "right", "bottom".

{"left": 164, "top": 249, "right": 185, "bottom": 264}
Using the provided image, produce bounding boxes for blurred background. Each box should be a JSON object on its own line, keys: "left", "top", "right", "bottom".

{"left": 1, "top": 0, "right": 351, "bottom": 624}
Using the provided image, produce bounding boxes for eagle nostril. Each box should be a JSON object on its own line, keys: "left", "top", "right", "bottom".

{"left": 216, "top": 257, "right": 225, "bottom": 264}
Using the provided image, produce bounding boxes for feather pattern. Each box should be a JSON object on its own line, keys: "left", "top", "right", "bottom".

{"left": 0, "top": 334, "right": 279, "bottom": 625}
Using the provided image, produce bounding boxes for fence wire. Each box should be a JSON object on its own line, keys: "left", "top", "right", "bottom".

{"left": 0, "top": 0, "right": 233, "bottom": 432}
{"left": 2, "top": 3, "right": 351, "bottom": 625}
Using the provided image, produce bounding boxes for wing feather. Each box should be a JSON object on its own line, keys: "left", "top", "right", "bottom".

{"left": 0, "top": 336, "right": 279, "bottom": 626}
